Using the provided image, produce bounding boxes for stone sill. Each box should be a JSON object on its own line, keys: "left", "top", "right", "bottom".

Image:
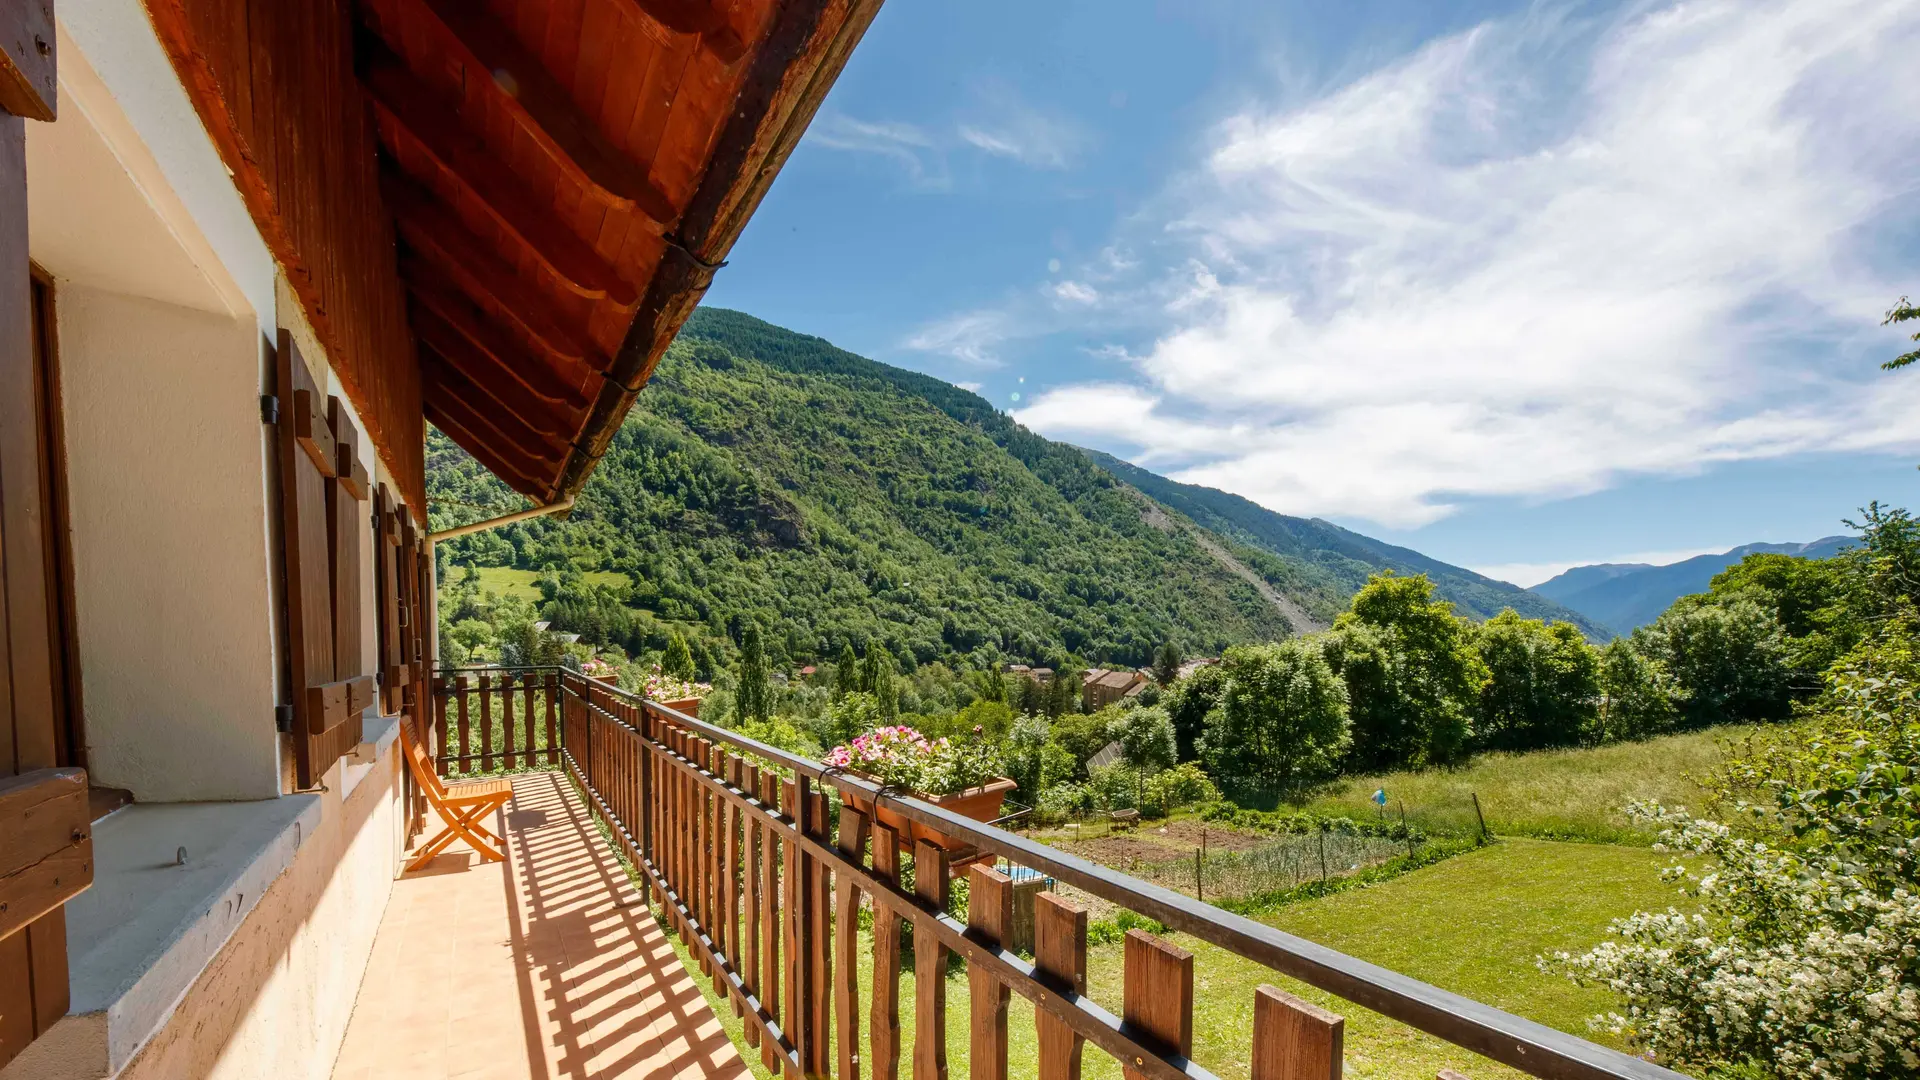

{"left": 1, "top": 711, "right": 400, "bottom": 1080}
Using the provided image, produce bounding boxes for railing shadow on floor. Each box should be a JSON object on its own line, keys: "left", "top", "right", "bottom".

{"left": 500, "top": 771, "right": 747, "bottom": 1080}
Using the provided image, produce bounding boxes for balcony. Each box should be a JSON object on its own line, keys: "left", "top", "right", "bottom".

{"left": 333, "top": 669, "right": 1687, "bottom": 1080}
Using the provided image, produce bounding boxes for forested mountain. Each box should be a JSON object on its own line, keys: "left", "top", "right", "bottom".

{"left": 430, "top": 307, "right": 1597, "bottom": 669}
{"left": 1076, "top": 448, "right": 1607, "bottom": 638}
{"left": 432, "top": 309, "right": 1310, "bottom": 670}
{"left": 1532, "top": 536, "right": 1855, "bottom": 635}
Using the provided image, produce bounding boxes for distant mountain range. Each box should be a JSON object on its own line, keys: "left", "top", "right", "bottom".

{"left": 1532, "top": 537, "right": 1855, "bottom": 636}
{"left": 1076, "top": 449, "right": 1610, "bottom": 639}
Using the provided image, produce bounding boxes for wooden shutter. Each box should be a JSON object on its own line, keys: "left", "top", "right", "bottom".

{"left": 1, "top": 33, "right": 94, "bottom": 1068}
{"left": 274, "top": 331, "right": 373, "bottom": 789}
{"left": 373, "top": 484, "right": 408, "bottom": 716}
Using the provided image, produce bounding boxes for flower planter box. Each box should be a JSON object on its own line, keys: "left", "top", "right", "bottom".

{"left": 841, "top": 776, "right": 1017, "bottom": 871}
{"left": 656, "top": 696, "right": 701, "bottom": 718}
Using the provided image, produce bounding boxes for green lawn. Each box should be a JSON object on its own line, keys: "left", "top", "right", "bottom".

{"left": 667, "top": 837, "right": 1677, "bottom": 1080}
{"left": 456, "top": 565, "right": 630, "bottom": 604}
{"left": 1302, "top": 726, "right": 1757, "bottom": 843}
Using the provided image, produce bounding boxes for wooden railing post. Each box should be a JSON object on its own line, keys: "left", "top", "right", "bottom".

{"left": 455, "top": 674, "right": 472, "bottom": 774}
{"left": 545, "top": 670, "right": 559, "bottom": 766}
{"left": 1252, "top": 985, "right": 1343, "bottom": 1080}
{"left": 1121, "top": 931, "right": 1193, "bottom": 1080}
{"left": 870, "top": 822, "right": 902, "bottom": 1080}
{"left": 966, "top": 866, "right": 1012, "bottom": 1080}
{"left": 836, "top": 807, "right": 870, "bottom": 1080}
{"left": 478, "top": 671, "right": 493, "bottom": 772}
{"left": 501, "top": 672, "right": 517, "bottom": 770}
{"left": 912, "top": 840, "right": 950, "bottom": 1080}
{"left": 1034, "top": 892, "right": 1088, "bottom": 1080}
{"left": 758, "top": 769, "right": 784, "bottom": 1075}
{"left": 807, "top": 783, "right": 833, "bottom": 1078}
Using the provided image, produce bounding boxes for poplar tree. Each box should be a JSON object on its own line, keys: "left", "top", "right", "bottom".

{"left": 736, "top": 623, "right": 770, "bottom": 725}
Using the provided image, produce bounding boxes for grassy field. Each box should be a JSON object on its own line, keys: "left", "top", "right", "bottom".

{"left": 457, "top": 565, "right": 631, "bottom": 603}
{"left": 1301, "top": 725, "right": 1757, "bottom": 843}
{"left": 667, "top": 837, "right": 1676, "bottom": 1080}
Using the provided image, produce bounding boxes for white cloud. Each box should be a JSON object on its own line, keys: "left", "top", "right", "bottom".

{"left": 1048, "top": 280, "right": 1099, "bottom": 305}
{"left": 1011, "top": 0, "right": 1920, "bottom": 528}
{"left": 955, "top": 381, "right": 983, "bottom": 393}
{"left": 903, "top": 309, "right": 1015, "bottom": 368}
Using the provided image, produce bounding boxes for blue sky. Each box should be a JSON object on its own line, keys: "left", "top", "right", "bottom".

{"left": 702, "top": 0, "right": 1920, "bottom": 586}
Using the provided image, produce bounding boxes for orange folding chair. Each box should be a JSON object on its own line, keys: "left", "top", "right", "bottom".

{"left": 399, "top": 717, "right": 513, "bottom": 871}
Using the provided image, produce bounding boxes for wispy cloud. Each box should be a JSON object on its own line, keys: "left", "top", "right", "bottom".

{"left": 1012, "top": 0, "right": 1920, "bottom": 528}
{"left": 958, "top": 80, "right": 1092, "bottom": 170}
{"left": 903, "top": 309, "right": 1016, "bottom": 368}
{"left": 808, "top": 84, "right": 1091, "bottom": 188}
{"left": 807, "top": 114, "right": 947, "bottom": 188}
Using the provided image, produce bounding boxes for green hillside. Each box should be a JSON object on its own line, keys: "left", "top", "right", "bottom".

{"left": 429, "top": 309, "right": 1306, "bottom": 669}
{"left": 1078, "top": 447, "right": 1608, "bottom": 638}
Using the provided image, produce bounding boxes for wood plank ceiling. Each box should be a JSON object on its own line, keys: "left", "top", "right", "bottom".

{"left": 360, "top": 0, "right": 879, "bottom": 504}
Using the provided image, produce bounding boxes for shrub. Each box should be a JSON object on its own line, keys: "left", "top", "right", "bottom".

{"left": 1145, "top": 762, "right": 1219, "bottom": 814}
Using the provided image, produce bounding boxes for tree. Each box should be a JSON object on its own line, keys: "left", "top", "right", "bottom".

{"left": 1323, "top": 572, "right": 1485, "bottom": 770}
{"left": 1594, "top": 638, "right": 1676, "bottom": 742}
{"left": 1710, "top": 553, "right": 1854, "bottom": 685}
{"left": 663, "top": 632, "right": 696, "bottom": 680}
{"left": 1152, "top": 642, "right": 1183, "bottom": 686}
{"left": 451, "top": 618, "right": 494, "bottom": 655}
{"left": 1112, "top": 705, "right": 1176, "bottom": 773}
{"left": 1048, "top": 667, "right": 1082, "bottom": 718}
{"left": 1165, "top": 662, "right": 1226, "bottom": 763}
{"left": 836, "top": 643, "right": 860, "bottom": 696}
{"left": 1882, "top": 295, "right": 1920, "bottom": 370}
{"left": 1472, "top": 610, "right": 1599, "bottom": 751}
{"left": 867, "top": 644, "right": 898, "bottom": 722}
{"left": 1635, "top": 594, "right": 1790, "bottom": 728}
{"left": 735, "top": 622, "right": 770, "bottom": 726}
{"left": 1200, "top": 640, "right": 1350, "bottom": 798}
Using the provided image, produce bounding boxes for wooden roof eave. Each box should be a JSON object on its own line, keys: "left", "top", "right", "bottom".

{"left": 548, "top": 0, "right": 886, "bottom": 503}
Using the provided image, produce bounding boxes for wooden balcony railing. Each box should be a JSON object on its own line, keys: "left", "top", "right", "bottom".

{"left": 440, "top": 667, "right": 1687, "bottom": 1080}
{"left": 430, "top": 668, "right": 563, "bottom": 776}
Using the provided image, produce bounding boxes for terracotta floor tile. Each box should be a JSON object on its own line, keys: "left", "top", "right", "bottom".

{"left": 332, "top": 772, "right": 748, "bottom": 1079}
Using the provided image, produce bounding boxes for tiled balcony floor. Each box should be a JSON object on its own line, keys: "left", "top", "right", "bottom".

{"left": 332, "top": 771, "right": 750, "bottom": 1080}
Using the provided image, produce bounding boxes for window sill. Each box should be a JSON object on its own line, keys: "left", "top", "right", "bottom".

{"left": 1, "top": 717, "right": 401, "bottom": 1080}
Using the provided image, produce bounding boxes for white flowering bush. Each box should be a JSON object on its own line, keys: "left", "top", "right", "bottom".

{"left": 1547, "top": 628, "right": 1920, "bottom": 1079}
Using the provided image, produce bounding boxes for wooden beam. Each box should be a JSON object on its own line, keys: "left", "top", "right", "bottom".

{"left": 412, "top": 0, "right": 677, "bottom": 223}
{"left": 621, "top": 0, "right": 746, "bottom": 64}
{"left": 423, "top": 400, "right": 554, "bottom": 497}
{"left": 0, "top": 0, "right": 56, "bottom": 122}
{"left": 360, "top": 45, "right": 637, "bottom": 307}
{"left": 420, "top": 352, "right": 571, "bottom": 464}
{"left": 0, "top": 769, "right": 90, "bottom": 943}
{"left": 381, "top": 167, "right": 595, "bottom": 368}
{"left": 554, "top": 0, "right": 884, "bottom": 500}
{"left": 400, "top": 256, "right": 593, "bottom": 411}
{"left": 414, "top": 319, "right": 577, "bottom": 447}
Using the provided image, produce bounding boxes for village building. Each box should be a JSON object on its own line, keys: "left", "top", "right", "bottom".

{"left": 1082, "top": 667, "right": 1149, "bottom": 710}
